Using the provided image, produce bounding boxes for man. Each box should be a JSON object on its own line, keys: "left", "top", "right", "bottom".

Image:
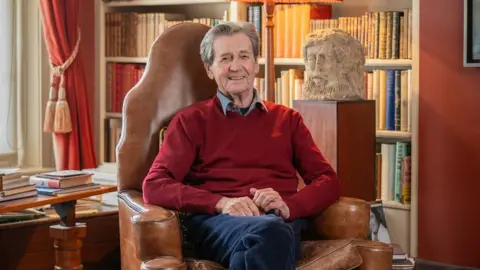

{"left": 143, "top": 21, "right": 341, "bottom": 270}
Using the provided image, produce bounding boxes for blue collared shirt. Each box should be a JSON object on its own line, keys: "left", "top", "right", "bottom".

{"left": 216, "top": 89, "right": 267, "bottom": 116}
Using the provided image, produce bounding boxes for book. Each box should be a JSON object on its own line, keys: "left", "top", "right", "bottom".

{"left": 35, "top": 183, "right": 101, "bottom": 196}
{"left": 30, "top": 170, "right": 93, "bottom": 189}
{"left": 0, "top": 184, "right": 36, "bottom": 197}
{"left": 0, "top": 190, "right": 37, "bottom": 202}
{"left": 368, "top": 201, "right": 391, "bottom": 243}
{"left": 36, "top": 170, "right": 92, "bottom": 179}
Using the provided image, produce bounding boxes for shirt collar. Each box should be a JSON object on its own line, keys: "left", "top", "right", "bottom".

{"left": 216, "top": 89, "right": 267, "bottom": 115}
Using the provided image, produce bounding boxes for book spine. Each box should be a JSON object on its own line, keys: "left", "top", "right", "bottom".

{"left": 394, "top": 142, "right": 407, "bottom": 202}
{"left": 29, "top": 177, "right": 61, "bottom": 189}
{"left": 394, "top": 70, "right": 401, "bottom": 131}
{"left": 386, "top": 70, "right": 396, "bottom": 130}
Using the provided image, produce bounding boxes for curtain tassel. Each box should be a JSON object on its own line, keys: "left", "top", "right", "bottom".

{"left": 44, "top": 28, "right": 81, "bottom": 134}
{"left": 43, "top": 77, "right": 58, "bottom": 132}
{"left": 54, "top": 75, "right": 72, "bottom": 133}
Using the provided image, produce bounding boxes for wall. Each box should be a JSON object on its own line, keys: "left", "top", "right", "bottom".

{"left": 419, "top": 0, "right": 480, "bottom": 268}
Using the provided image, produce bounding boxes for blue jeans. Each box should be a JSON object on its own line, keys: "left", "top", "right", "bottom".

{"left": 182, "top": 213, "right": 308, "bottom": 270}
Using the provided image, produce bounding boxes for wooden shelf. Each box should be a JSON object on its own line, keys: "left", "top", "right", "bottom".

{"left": 259, "top": 58, "right": 412, "bottom": 68}
{"left": 104, "top": 0, "right": 228, "bottom": 7}
{"left": 0, "top": 185, "right": 117, "bottom": 214}
{"left": 105, "top": 112, "right": 123, "bottom": 118}
{"left": 366, "top": 59, "right": 412, "bottom": 67}
{"left": 106, "top": 57, "right": 148, "bottom": 63}
{"left": 105, "top": 112, "right": 414, "bottom": 144}
{"left": 376, "top": 130, "right": 412, "bottom": 141}
{"left": 382, "top": 200, "right": 411, "bottom": 211}
{"left": 106, "top": 57, "right": 412, "bottom": 68}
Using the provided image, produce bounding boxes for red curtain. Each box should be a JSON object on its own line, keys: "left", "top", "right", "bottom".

{"left": 39, "top": 0, "right": 97, "bottom": 170}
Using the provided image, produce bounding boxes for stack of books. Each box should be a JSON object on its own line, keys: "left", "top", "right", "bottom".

{"left": 0, "top": 168, "right": 38, "bottom": 202}
{"left": 30, "top": 170, "right": 100, "bottom": 196}
{"left": 391, "top": 243, "right": 415, "bottom": 269}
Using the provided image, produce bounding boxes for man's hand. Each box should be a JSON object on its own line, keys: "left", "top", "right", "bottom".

{"left": 250, "top": 188, "right": 290, "bottom": 219}
{"left": 215, "top": 197, "right": 260, "bottom": 216}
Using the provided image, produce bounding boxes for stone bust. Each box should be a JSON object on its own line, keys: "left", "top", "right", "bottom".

{"left": 302, "top": 28, "right": 366, "bottom": 101}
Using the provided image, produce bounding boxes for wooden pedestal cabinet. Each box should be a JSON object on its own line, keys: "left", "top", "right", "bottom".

{"left": 293, "top": 100, "right": 376, "bottom": 202}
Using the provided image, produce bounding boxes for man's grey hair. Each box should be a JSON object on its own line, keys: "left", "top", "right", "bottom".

{"left": 200, "top": 21, "right": 260, "bottom": 67}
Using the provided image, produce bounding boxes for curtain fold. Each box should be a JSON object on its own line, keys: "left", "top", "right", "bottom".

{"left": 39, "top": 0, "right": 97, "bottom": 170}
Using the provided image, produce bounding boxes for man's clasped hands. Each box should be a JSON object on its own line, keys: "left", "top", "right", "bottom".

{"left": 214, "top": 188, "right": 290, "bottom": 219}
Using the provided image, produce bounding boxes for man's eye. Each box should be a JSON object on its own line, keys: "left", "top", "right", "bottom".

{"left": 241, "top": 55, "right": 249, "bottom": 59}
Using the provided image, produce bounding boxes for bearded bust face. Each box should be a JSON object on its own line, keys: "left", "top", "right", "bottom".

{"left": 302, "top": 28, "right": 366, "bottom": 101}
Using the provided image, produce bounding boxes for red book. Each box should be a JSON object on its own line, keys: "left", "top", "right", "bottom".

{"left": 310, "top": 4, "right": 332, "bottom": 20}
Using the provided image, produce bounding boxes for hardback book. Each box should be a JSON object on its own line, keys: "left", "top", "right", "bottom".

{"left": 30, "top": 170, "right": 93, "bottom": 189}
{"left": 35, "top": 183, "right": 101, "bottom": 196}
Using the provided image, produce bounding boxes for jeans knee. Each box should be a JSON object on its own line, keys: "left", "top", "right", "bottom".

{"left": 251, "top": 218, "right": 295, "bottom": 246}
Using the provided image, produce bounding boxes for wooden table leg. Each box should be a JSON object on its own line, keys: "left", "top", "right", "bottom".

{"left": 49, "top": 200, "right": 87, "bottom": 270}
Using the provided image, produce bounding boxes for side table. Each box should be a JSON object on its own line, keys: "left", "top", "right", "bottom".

{"left": 0, "top": 185, "right": 117, "bottom": 270}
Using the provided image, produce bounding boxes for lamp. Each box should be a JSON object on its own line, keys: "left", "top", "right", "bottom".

{"left": 229, "top": 0, "right": 343, "bottom": 102}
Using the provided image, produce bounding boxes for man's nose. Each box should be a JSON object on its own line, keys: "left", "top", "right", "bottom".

{"left": 229, "top": 58, "right": 240, "bottom": 71}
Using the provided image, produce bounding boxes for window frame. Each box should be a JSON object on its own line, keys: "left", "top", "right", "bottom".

{"left": 0, "top": 0, "right": 54, "bottom": 169}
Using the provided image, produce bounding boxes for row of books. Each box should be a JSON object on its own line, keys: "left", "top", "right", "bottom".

{"left": 376, "top": 142, "right": 412, "bottom": 205}
{"left": 105, "top": 12, "right": 223, "bottom": 57}
{"left": 0, "top": 169, "right": 102, "bottom": 203}
{"left": 104, "top": 5, "right": 412, "bottom": 60}
{"left": 365, "top": 69, "right": 412, "bottom": 132}
{"left": 253, "top": 69, "right": 304, "bottom": 108}
{"left": 105, "top": 63, "right": 412, "bottom": 133}
{"left": 310, "top": 9, "right": 413, "bottom": 60}
{"left": 0, "top": 169, "right": 38, "bottom": 202}
{"left": 248, "top": 5, "right": 412, "bottom": 60}
{"left": 30, "top": 170, "right": 100, "bottom": 196}
{"left": 251, "top": 68, "right": 412, "bottom": 131}
{"left": 106, "top": 62, "right": 145, "bottom": 113}
{"left": 104, "top": 64, "right": 304, "bottom": 114}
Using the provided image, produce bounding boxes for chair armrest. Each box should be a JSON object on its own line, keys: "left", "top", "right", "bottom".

{"left": 140, "top": 256, "right": 187, "bottom": 270}
{"left": 118, "top": 190, "right": 183, "bottom": 262}
{"left": 313, "top": 197, "right": 370, "bottom": 240}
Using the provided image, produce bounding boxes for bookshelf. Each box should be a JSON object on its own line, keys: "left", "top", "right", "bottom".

{"left": 104, "top": 0, "right": 229, "bottom": 7}
{"left": 259, "top": 58, "right": 413, "bottom": 68}
{"left": 95, "top": 0, "right": 419, "bottom": 258}
{"left": 376, "top": 130, "right": 411, "bottom": 141}
{"left": 105, "top": 56, "right": 412, "bottom": 67}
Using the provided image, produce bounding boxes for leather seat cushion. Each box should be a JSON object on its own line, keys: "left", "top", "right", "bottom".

{"left": 297, "top": 238, "right": 363, "bottom": 270}
{"left": 184, "top": 259, "right": 225, "bottom": 270}
{"left": 182, "top": 238, "right": 363, "bottom": 270}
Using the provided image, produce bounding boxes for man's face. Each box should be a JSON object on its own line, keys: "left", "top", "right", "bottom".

{"left": 205, "top": 33, "right": 259, "bottom": 96}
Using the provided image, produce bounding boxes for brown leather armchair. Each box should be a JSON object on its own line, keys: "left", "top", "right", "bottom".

{"left": 116, "top": 22, "right": 392, "bottom": 270}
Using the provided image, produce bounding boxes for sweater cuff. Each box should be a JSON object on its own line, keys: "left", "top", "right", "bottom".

{"left": 204, "top": 193, "right": 225, "bottom": 215}
{"left": 284, "top": 197, "right": 301, "bottom": 221}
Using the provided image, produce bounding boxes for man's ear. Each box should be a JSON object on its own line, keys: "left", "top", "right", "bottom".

{"left": 204, "top": 63, "right": 214, "bottom": 80}
{"left": 254, "top": 61, "right": 260, "bottom": 75}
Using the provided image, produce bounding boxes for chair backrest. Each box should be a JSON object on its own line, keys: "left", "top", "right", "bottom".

{"left": 117, "top": 22, "right": 217, "bottom": 191}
